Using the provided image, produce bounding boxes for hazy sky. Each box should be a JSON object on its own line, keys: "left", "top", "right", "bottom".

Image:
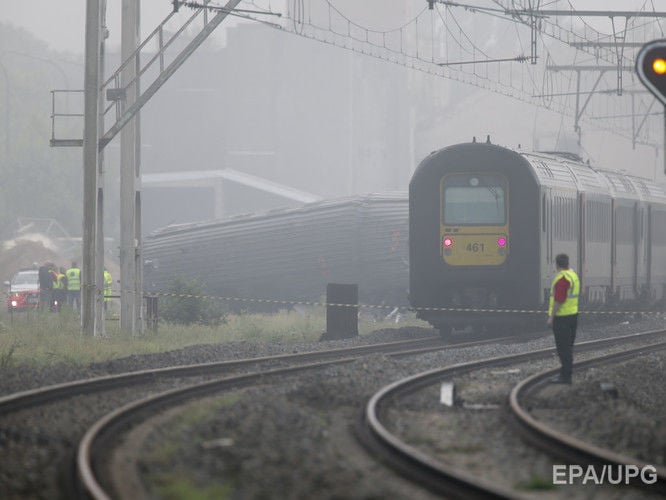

{"left": 2, "top": 1, "right": 251, "bottom": 54}
{"left": 4, "top": 1, "right": 662, "bottom": 54}
{"left": 3, "top": 0, "right": 665, "bottom": 182}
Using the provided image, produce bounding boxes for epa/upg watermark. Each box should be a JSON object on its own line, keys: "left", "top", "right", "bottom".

{"left": 553, "top": 464, "right": 657, "bottom": 485}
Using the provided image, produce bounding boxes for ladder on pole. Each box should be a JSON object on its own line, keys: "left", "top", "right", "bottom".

{"left": 50, "top": 0, "right": 243, "bottom": 148}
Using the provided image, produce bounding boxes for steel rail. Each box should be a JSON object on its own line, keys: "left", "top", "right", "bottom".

{"left": 359, "top": 329, "right": 666, "bottom": 499}
{"left": 0, "top": 336, "right": 454, "bottom": 415}
{"left": 509, "top": 342, "right": 666, "bottom": 494}
{"left": 77, "top": 359, "right": 352, "bottom": 500}
{"left": 71, "top": 334, "right": 529, "bottom": 498}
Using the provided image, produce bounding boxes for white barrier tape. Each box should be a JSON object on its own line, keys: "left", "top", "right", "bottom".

{"left": 117, "top": 289, "right": 666, "bottom": 316}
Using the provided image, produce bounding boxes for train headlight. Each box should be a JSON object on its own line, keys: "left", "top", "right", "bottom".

{"left": 443, "top": 237, "right": 453, "bottom": 248}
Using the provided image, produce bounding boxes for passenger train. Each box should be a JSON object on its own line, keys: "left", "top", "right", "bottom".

{"left": 409, "top": 140, "right": 666, "bottom": 336}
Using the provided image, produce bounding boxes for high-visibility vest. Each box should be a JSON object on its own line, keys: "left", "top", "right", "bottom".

{"left": 66, "top": 268, "right": 81, "bottom": 291}
{"left": 55, "top": 273, "right": 66, "bottom": 290}
{"left": 548, "top": 268, "right": 580, "bottom": 316}
{"left": 104, "top": 270, "right": 112, "bottom": 301}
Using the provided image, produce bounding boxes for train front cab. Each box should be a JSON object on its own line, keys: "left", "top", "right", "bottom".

{"left": 409, "top": 143, "right": 542, "bottom": 337}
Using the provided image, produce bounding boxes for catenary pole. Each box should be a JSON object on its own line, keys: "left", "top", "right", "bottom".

{"left": 95, "top": 0, "right": 107, "bottom": 336}
{"left": 82, "top": 0, "right": 101, "bottom": 336}
{"left": 120, "top": 0, "right": 141, "bottom": 333}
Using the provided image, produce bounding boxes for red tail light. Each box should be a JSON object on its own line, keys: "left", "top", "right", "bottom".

{"left": 443, "top": 237, "right": 453, "bottom": 247}
{"left": 497, "top": 237, "right": 507, "bottom": 247}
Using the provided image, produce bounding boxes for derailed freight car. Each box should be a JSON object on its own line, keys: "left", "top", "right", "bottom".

{"left": 143, "top": 193, "right": 409, "bottom": 310}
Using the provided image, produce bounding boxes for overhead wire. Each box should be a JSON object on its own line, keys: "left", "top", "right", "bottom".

{"left": 233, "top": 0, "right": 663, "bottom": 150}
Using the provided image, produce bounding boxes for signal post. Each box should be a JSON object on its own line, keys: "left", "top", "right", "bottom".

{"left": 636, "top": 39, "right": 666, "bottom": 175}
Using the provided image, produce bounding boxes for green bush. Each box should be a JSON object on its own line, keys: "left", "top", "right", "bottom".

{"left": 159, "top": 277, "right": 227, "bottom": 326}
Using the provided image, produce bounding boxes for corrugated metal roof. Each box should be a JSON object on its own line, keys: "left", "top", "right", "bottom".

{"left": 523, "top": 153, "right": 578, "bottom": 187}
{"left": 597, "top": 171, "right": 639, "bottom": 199}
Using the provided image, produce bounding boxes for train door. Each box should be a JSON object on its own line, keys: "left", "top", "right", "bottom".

{"left": 633, "top": 203, "right": 639, "bottom": 296}
{"left": 578, "top": 193, "right": 586, "bottom": 304}
{"left": 541, "top": 188, "right": 553, "bottom": 303}
{"left": 644, "top": 205, "right": 652, "bottom": 298}
{"left": 635, "top": 204, "right": 649, "bottom": 299}
{"left": 610, "top": 198, "right": 616, "bottom": 301}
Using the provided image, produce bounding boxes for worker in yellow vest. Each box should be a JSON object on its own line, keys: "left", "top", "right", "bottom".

{"left": 104, "top": 268, "right": 112, "bottom": 311}
{"left": 547, "top": 253, "right": 580, "bottom": 384}
{"left": 66, "top": 261, "right": 81, "bottom": 312}
{"left": 54, "top": 267, "right": 67, "bottom": 312}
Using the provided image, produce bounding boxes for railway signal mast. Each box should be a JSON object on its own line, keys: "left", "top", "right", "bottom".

{"left": 636, "top": 39, "right": 666, "bottom": 174}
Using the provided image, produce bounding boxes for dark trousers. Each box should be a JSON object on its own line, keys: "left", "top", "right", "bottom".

{"left": 553, "top": 314, "right": 578, "bottom": 381}
{"left": 67, "top": 290, "right": 81, "bottom": 312}
{"left": 39, "top": 289, "right": 53, "bottom": 310}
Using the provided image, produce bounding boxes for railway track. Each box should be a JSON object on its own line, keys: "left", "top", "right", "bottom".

{"left": 509, "top": 343, "right": 666, "bottom": 495}
{"left": 75, "top": 333, "right": 535, "bottom": 499}
{"left": 0, "top": 333, "right": 528, "bottom": 499}
{"left": 0, "top": 335, "right": 451, "bottom": 414}
{"left": 358, "top": 329, "right": 666, "bottom": 499}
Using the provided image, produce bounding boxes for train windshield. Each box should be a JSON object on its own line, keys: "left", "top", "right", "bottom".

{"left": 442, "top": 174, "right": 506, "bottom": 225}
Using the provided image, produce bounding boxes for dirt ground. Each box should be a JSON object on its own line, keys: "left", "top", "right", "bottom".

{"left": 0, "top": 239, "right": 65, "bottom": 283}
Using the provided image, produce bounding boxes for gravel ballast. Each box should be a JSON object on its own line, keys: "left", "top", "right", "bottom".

{"left": 0, "top": 315, "right": 664, "bottom": 499}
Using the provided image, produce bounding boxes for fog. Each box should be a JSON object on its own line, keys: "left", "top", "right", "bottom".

{"left": 2, "top": 0, "right": 666, "bottom": 237}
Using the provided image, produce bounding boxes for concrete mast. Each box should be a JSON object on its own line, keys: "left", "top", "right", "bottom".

{"left": 82, "top": 0, "right": 101, "bottom": 336}
{"left": 120, "top": 0, "right": 141, "bottom": 334}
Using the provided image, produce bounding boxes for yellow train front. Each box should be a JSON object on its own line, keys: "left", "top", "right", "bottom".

{"left": 409, "top": 142, "right": 542, "bottom": 337}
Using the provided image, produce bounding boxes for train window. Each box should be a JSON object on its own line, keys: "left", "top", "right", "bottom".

{"left": 652, "top": 210, "right": 666, "bottom": 246}
{"left": 615, "top": 207, "right": 634, "bottom": 244}
{"left": 441, "top": 174, "right": 506, "bottom": 225}
{"left": 553, "top": 196, "right": 578, "bottom": 241}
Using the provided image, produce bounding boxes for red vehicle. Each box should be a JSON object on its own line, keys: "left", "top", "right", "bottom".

{"left": 5, "top": 270, "right": 40, "bottom": 311}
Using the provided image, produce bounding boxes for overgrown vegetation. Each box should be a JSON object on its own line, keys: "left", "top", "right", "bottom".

{"left": 159, "top": 277, "right": 228, "bottom": 326}
{"left": 0, "top": 306, "right": 426, "bottom": 367}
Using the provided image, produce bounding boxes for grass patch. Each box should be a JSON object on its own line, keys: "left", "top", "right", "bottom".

{"left": 143, "top": 394, "right": 244, "bottom": 499}
{"left": 152, "top": 473, "right": 233, "bottom": 500}
{"left": 0, "top": 307, "right": 427, "bottom": 367}
{"left": 178, "top": 395, "right": 241, "bottom": 427}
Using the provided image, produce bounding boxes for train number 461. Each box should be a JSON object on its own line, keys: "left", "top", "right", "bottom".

{"left": 466, "top": 242, "right": 484, "bottom": 252}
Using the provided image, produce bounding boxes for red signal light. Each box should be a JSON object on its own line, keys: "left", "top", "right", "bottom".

{"left": 443, "top": 237, "right": 453, "bottom": 247}
{"left": 497, "top": 237, "right": 507, "bottom": 247}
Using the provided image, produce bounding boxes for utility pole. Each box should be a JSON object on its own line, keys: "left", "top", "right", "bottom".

{"left": 120, "top": 0, "right": 142, "bottom": 334}
{"left": 95, "top": 0, "right": 108, "bottom": 336}
{"left": 82, "top": 0, "right": 101, "bottom": 336}
{"left": 56, "top": 2, "right": 245, "bottom": 335}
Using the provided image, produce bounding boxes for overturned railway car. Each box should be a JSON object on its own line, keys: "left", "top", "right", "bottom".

{"left": 144, "top": 194, "right": 409, "bottom": 310}
{"left": 410, "top": 141, "right": 666, "bottom": 336}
